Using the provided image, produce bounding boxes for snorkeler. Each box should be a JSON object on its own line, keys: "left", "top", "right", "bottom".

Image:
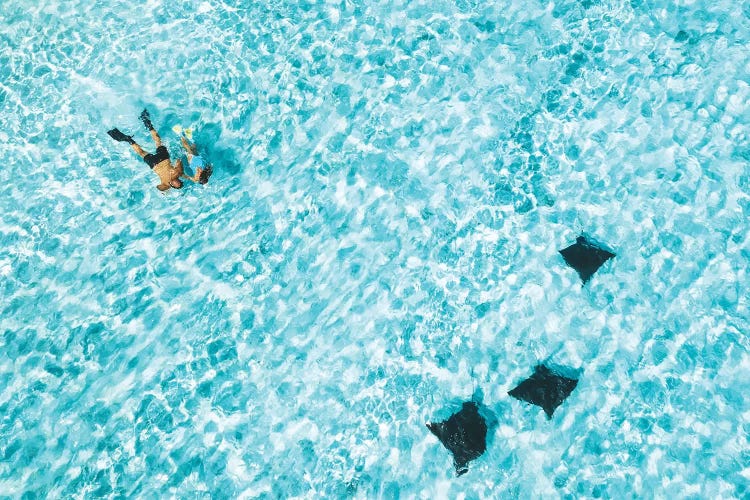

{"left": 177, "top": 132, "right": 213, "bottom": 185}
{"left": 107, "top": 109, "right": 184, "bottom": 191}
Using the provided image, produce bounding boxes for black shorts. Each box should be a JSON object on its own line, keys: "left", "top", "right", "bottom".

{"left": 143, "top": 145, "right": 170, "bottom": 168}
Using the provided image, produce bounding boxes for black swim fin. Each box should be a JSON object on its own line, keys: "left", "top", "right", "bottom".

{"left": 140, "top": 108, "right": 154, "bottom": 131}
{"left": 107, "top": 128, "right": 135, "bottom": 144}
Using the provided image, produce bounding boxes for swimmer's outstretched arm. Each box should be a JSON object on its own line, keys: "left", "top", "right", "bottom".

{"left": 180, "top": 136, "right": 198, "bottom": 156}
{"left": 180, "top": 168, "right": 202, "bottom": 183}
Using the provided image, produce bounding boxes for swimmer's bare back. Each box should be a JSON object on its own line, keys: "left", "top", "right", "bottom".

{"left": 153, "top": 157, "right": 184, "bottom": 190}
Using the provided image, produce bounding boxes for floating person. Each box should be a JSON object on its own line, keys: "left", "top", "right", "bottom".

{"left": 426, "top": 401, "right": 488, "bottom": 476}
{"left": 559, "top": 235, "right": 615, "bottom": 285}
{"left": 107, "top": 109, "right": 184, "bottom": 191}
{"left": 173, "top": 125, "right": 213, "bottom": 185}
{"left": 508, "top": 364, "right": 579, "bottom": 419}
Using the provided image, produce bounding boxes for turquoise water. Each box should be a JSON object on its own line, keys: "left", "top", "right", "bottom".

{"left": 2, "top": 0, "right": 750, "bottom": 497}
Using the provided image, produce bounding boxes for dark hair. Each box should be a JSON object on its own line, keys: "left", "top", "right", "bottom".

{"left": 198, "top": 165, "right": 213, "bottom": 185}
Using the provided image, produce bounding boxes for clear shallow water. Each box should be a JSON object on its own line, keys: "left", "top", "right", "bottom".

{"left": 1, "top": 0, "right": 749, "bottom": 497}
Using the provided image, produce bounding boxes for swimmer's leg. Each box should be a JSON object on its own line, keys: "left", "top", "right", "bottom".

{"left": 140, "top": 109, "right": 162, "bottom": 147}
{"left": 149, "top": 128, "right": 163, "bottom": 148}
{"left": 130, "top": 141, "right": 148, "bottom": 158}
